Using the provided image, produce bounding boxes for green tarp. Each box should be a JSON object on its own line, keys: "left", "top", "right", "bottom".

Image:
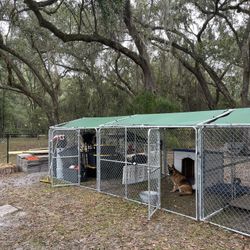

{"left": 213, "top": 108, "right": 250, "bottom": 125}
{"left": 106, "top": 110, "right": 227, "bottom": 127}
{"left": 54, "top": 108, "right": 250, "bottom": 129}
{"left": 56, "top": 116, "right": 128, "bottom": 129}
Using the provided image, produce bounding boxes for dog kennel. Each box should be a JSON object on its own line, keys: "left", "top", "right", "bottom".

{"left": 49, "top": 108, "right": 250, "bottom": 236}
{"left": 48, "top": 116, "right": 125, "bottom": 189}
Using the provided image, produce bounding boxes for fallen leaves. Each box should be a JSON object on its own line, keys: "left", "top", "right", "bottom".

{"left": 0, "top": 173, "right": 249, "bottom": 249}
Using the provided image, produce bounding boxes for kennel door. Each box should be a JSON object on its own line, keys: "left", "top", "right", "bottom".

{"left": 148, "top": 128, "right": 161, "bottom": 220}
{"left": 50, "top": 129, "right": 81, "bottom": 187}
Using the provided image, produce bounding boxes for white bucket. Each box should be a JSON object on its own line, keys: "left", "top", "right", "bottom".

{"left": 139, "top": 191, "right": 158, "bottom": 204}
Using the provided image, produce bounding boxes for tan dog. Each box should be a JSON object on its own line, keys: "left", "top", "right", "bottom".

{"left": 168, "top": 164, "right": 193, "bottom": 196}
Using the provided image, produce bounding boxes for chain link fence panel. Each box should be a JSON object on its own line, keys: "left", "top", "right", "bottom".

{"left": 148, "top": 129, "right": 161, "bottom": 219}
{"left": 99, "top": 127, "right": 126, "bottom": 196}
{"left": 201, "top": 127, "right": 250, "bottom": 236}
{"left": 126, "top": 128, "right": 149, "bottom": 203}
{"left": 99, "top": 127, "right": 160, "bottom": 207}
{"left": 161, "top": 128, "right": 196, "bottom": 218}
{"left": 77, "top": 129, "right": 98, "bottom": 190}
{"left": 99, "top": 127, "right": 197, "bottom": 219}
{"left": 50, "top": 129, "right": 80, "bottom": 187}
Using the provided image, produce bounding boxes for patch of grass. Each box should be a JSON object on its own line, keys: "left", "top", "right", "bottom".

{"left": 0, "top": 137, "right": 48, "bottom": 163}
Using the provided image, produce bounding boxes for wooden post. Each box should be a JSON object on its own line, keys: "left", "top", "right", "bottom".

{"left": 7, "top": 134, "right": 9, "bottom": 163}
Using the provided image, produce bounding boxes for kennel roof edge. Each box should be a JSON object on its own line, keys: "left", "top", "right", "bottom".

{"left": 55, "top": 109, "right": 234, "bottom": 129}
{"left": 104, "top": 109, "right": 229, "bottom": 127}
{"left": 212, "top": 108, "right": 250, "bottom": 125}
{"left": 53, "top": 108, "right": 250, "bottom": 129}
{"left": 54, "top": 116, "right": 129, "bottom": 129}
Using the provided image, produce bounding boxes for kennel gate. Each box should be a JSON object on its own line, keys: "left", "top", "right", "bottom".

{"left": 49, "top": 128, "right": 81, "bottom": 187}
{"left": 98, "top": 127, "right": 161, "bottom": 219}
{"left": 200, "top": 126, "right": 250, "bottom": 236}
{"left": 147, "top": 128, "right": 161, "bottom": 219}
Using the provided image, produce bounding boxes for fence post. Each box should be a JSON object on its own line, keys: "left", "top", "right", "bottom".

{"left": 7, "top": 133, "right": 10, "bottom": 163}
{"left": 96, "top": 128, "right": 101, "bottom": 192}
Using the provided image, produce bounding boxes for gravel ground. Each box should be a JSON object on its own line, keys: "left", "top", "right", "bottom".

{"left": 0, "top": 172, "right": 249, "bottom": 249}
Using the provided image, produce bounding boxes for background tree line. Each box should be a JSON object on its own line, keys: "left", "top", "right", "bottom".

{"left": 0, "top": 0, "right": 249, "bottom": 134}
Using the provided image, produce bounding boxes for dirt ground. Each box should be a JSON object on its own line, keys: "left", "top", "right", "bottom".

{"left": 0, "top": 173, "right": 249, "bottom": 250}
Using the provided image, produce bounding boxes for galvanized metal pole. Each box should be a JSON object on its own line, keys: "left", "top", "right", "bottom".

{"left": 96, "top": 129, "right": 101, "bottom": 192}
{"left": 77, "top": 129, "right": 81, "bottom": 186}
{"left": 162, "top": 128, "right": 167, "bottom": 176}
{"left": 147, "top": 129, "right": 151, "bottom": 220}
{"left": 195, "top": 127, "right": 203, "bottom": 220}
{"left": 125, "top": 127, "right": 128, "bottom": 198}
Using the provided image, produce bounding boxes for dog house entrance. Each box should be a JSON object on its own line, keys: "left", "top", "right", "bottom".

{"left": 182, "top": 158, "right": 195, "bottom": 185}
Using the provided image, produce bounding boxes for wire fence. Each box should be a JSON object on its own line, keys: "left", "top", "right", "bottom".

{"left": 50, "top": 129, "right": 80, "bottom": 187}
{"left": 48, "top": 125, "right": 250, "bottom": 236}
{"left": 201, "top": 127, "right": 250, "bottom": 235}
{"left": 0, "top": 133, "right": 48, "bottom": 164}
{"left": 99, "top": 128, "right": 150, "bottom": 201}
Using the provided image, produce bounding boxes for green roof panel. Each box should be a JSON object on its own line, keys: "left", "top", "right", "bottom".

{"left": 57, "top": 116, "right": 128, "bottom": 129}
{"left": 213, "top": 108, "right": 250, "bottom": 125}
{"left": 105, "top": 109, "right": 228, "bottom": 127}
{"left": 54, "top": 108, "right": 250, "bottom": 129}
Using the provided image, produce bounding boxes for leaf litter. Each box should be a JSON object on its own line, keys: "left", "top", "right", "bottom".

{"left": 0, "top": 172, "right": 249, "bottom": 249}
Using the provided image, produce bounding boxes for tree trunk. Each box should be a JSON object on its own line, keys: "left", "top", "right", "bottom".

{"left": 24, "top": 0, "right": 157, "bottom": 94}
{"left": 195, "top": 66, "right": 216, "bottom": 109}
{"left": 141, "top": 60, "right": 156, "bottom": 92}
{"left": 241, "top": 37, "right": 250, "bottom": 106}
{"left": 123, "top": 0, "right": 156, "bottom": 92}
{"left": 46, "top": 110, "right": 59, "bottom": 127}
{"left": 173, "top": 50, "right": 216, "bottom": 109}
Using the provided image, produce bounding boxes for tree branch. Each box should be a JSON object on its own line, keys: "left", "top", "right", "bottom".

{"left": 150, "top": 34, "right": 236, "bottom": 106}
{"left": 197, "top": 14, "right": 215, "bottom": 42}
{"left": 35, "top": 0, "right": 58, "bottom": 8}
{"left": 114, "top": 53, "right": 135, "bottom": 96}
{"left": 220, "top": 0, "right": 250, "bottom": 15}
{"left": 90, "top": 0, "right": 97, "bottom": 33}
{"left": 0, "top": 41, "right": 55, "bottom": 98}
{"left": 0, "top": 50, "right": 50, "bottom": 109}
{"left": 41, "top": 0, "right": 64, "bottom": 15}
{"left": 29, "top": 35, "right": 53, "bottom": 83}
{"left": 24, "top": 0, "right": 143, "bottom": 67}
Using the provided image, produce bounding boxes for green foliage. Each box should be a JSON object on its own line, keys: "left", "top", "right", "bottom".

{"left": 127, "top": 91, "right": 180, "bottom": 114}
{"left": 1, "top": 0, "right": 249, "bottom": 135}
{"left": 0, "top": 90, "right": 48, "bottom": 134}
{"left": 96, "top": 0, "right": 124, "bottom": 28}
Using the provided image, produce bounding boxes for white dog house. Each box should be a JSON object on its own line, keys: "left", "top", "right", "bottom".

{"left": 173, "top": 149, "right": 196, "bottom": 189}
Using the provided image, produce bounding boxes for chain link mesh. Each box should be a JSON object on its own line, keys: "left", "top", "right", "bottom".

{"left": 48, "top": 125, "right": 250, "bottom": 235}
{"left": 161, "top": 128, "right": 196, "bottom": 218}
{"left": 50, "top": 129, "right": 80, "bottom": 186}
{"left": 201, "top": 127, "right": 250, "bottom": 235}
{"left": 99, "top": 127, "right": 197, "bottom": 218}
{"left": 99, "top": 127, "right": 161, "bottom": 209}
{"left": 99, "top": 128, "right": 126, "bottom": 196}
{"left": 78, "top": 129, "right": 97, "bottom": 190}
{"left": 126, "top": 128, "right": 149, "bottom": 203}
{"left": 148, "top": 129, "right": 161, "bottom": 218}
